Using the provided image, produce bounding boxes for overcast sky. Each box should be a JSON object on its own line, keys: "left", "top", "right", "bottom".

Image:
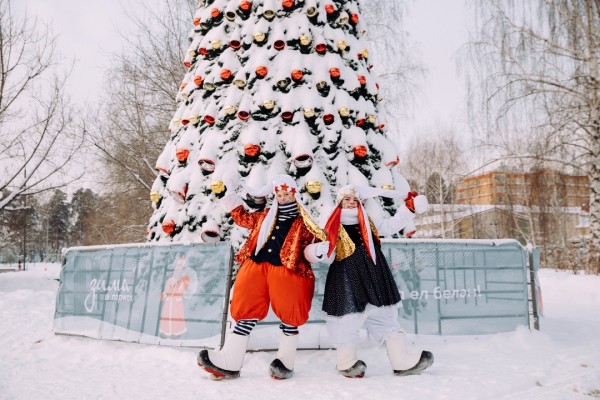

{"left": 13, "top": 0, "right": 136, "bottom": 103}
{"left": 404, "top": 1, "right": 469, "bottom": 136}
{"left": 15, "top": 0, "right": 469, "bottom": 144}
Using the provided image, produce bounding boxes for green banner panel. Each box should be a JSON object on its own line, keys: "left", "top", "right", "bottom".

{"left": 54, "top": 243, "right": 232, "bottom": 347}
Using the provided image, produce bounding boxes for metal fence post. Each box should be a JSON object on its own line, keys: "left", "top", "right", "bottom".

{"left": 528, "top": 249, "right": 540, "bottom": 330}
{"left": 220, "top": 246, "right": 235, "bottom": 349}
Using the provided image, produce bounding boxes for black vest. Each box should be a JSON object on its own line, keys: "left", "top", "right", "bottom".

{"left": 251, "top": 217, "right": 296, "bottom": 266}
{"left": 343, "top": 224, "right": 365, "bottom": 246}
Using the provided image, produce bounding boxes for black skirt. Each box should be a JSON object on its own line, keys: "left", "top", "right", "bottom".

{"left": 321, "top": 244, "right": 401, "bottom": 317}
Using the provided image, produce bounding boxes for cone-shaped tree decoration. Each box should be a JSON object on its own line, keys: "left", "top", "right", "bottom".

{"left": 147, "top": 0, "right": 408, "bottom": 244}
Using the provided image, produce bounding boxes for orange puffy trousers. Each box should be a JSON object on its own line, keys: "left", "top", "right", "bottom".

{"left": 230, "top": 259, "right": 314, "bottom": 327}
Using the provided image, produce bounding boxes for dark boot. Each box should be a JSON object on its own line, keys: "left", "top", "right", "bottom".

{"left": 336, "top": 344, "right": 367, "bottom": 378}
{"left": 393, "top": 351, "right": 434, "bottom": 376}
{"left": 386, "top": 332, "right": 433, "bottom": 376}
{"left": 269, "top": 333, "right": 298, "bottom": 379}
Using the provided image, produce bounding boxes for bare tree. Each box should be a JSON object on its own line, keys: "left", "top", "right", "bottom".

{"left": 465, "top": 0, "right": 600, "bottom": 253}
{"left": 362, "top": 0, "right": 426, "bottom": 144}
{"left": 402, "top": 127, "right": 467, "bottom": 237}
{"left": 88, "top": 0, "right": 195, "bottom": 189}
{"left": 82, "top": 0, "right": 195, "bottom": 242}
{"left": 0, "top": 0, "right": 83, "bottom": 211}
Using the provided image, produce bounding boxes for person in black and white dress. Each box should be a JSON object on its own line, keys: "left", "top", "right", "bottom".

{"left": 315, "top": 185, "right": 434, "bottom": 378}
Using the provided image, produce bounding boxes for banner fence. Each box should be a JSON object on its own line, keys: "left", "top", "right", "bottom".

{"left": 54, "top": 239, "right": 538, "bottom": 349}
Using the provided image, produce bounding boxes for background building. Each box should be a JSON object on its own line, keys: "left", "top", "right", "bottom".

{"left": 455, "top": 168, "right": 589, "bottom": 208}
{"left": 415, "top": 168, "right": 590, "bottom": 248}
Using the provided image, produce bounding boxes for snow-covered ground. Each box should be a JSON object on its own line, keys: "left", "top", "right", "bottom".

{"left": 1, "top": 263, "right": 599, "bottom": 400}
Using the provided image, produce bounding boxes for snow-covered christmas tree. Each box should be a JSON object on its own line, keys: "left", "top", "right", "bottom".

{"left": 147, "top": 0, "right": 409, "bottom": 245}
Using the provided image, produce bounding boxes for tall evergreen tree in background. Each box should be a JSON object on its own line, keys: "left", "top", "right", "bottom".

{"left": 0, "top": 193, "right": 41, "bottom": 263}
{"left": 69, "top": 189, "right": 97, "bottom": 246}
{"left": 45, "top": 190, "right": 70, "bottom": 256}
{"left": 148, "top": 0, "right": 409, "bottom": 244}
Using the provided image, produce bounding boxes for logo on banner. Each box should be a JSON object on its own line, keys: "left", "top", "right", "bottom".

{"left": 84, "top": 278, "right": 133, "bottom": 312}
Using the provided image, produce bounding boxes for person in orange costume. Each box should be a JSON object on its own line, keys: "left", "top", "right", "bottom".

{"left": 197, "top": 174, "right": 328, "bottom": 380}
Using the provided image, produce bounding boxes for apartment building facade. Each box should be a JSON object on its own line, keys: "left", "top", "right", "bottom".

{"left": 455, "top": 168, "right": 589, "bottom": 209}
{"left": 414, "top": 168, "right": 590, "bottom": 244}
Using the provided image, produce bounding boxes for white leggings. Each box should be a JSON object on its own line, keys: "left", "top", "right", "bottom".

{"left": 326, "top": 304, "right": 402, "bottom": 346}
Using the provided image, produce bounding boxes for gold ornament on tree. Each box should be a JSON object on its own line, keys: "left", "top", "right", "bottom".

{"left": 150, "top": 191, "right": 160, "bottom": 203}
{"left": 262, "top": 100, "right": 276, "bottom": 110}
{"left": 305, "top": 181, "right": 322, "bottom": 194}
{"left": 299, "top": 35, "right": 312, "bottom": 46}
{"left": 303, "top": 108, "right": 316, "bottom": 119}
{"left": 210, "top": 180, "right": 226, "bottom": 194}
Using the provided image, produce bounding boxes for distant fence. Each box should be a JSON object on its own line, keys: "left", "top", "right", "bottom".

{"left": 54, "top": 239, "right": 540, "bottom": 348}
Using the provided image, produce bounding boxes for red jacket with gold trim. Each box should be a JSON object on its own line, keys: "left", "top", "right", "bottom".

{"left": 230, "top": 205, "right": 316, "bottom": 280}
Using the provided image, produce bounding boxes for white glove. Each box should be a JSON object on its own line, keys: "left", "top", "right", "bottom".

{"left": 304, "top": 241, "right": 332, "bottom": 264}
{"left": 315, "top": 241, "right": 330, "bottom": 258}
{"left": 413, "top": 194, "right": 429, "bottom": 214}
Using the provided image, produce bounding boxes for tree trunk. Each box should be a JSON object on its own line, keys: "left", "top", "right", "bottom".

{"left": 587, "top": 94, "right": 599, "bottom": 269}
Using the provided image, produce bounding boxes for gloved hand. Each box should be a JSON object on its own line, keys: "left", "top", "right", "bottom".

{"left": 315, "top": 241, "right": 330, "bottom": 258}
{"left": 404, "top": 191, "right": 418, "bottom": 213}
{"left": 303, "top": 241, "right": 332, "bottom": 264}
{"left": 405, "top": 192, "right": 429, "bottom": 214}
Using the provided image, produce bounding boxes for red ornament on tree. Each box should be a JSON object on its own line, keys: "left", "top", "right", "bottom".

{"left": 353, "top": 145, "right": 368, "bottom": 159}
{"left": 204, "top": 114, "right": 215, "bottom": 125}
{"left": 238, "top": 110, "right": 250, "bottom": 121}
{"left": 329, "top": 67, "right": 341, "bottom": 79}
{"left": 176, "top": 148, "right": 190, "bottom": 162}
{"left": 256, "top": 66, "right": 269, "bottom": 78}
{"left": 244, "top": 144, "right": 261, "bottom": 157}
{"left": 282, "top": 0, "right": 294, "bottom": 10}
{"left": 220, "top": 69, "right": 232, "bottom": 81}
{"left": 291, "top": 69, "right": 304, "bottom": 81}
{"left": 162, "top": 221, "right": 176, "bottom": 236}
{"left": 239, "top": 0, "right": 252, "bottom": 12}
{"left": 281, "top": 111, "right": 294, "bottom": 122}
{"left": 199, "top": 159, "right": 216, "bottom": 174}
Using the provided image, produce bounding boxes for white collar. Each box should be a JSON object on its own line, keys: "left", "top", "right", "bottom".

{"left": 340, "top": 208, "right": 359, "bottom": 225}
